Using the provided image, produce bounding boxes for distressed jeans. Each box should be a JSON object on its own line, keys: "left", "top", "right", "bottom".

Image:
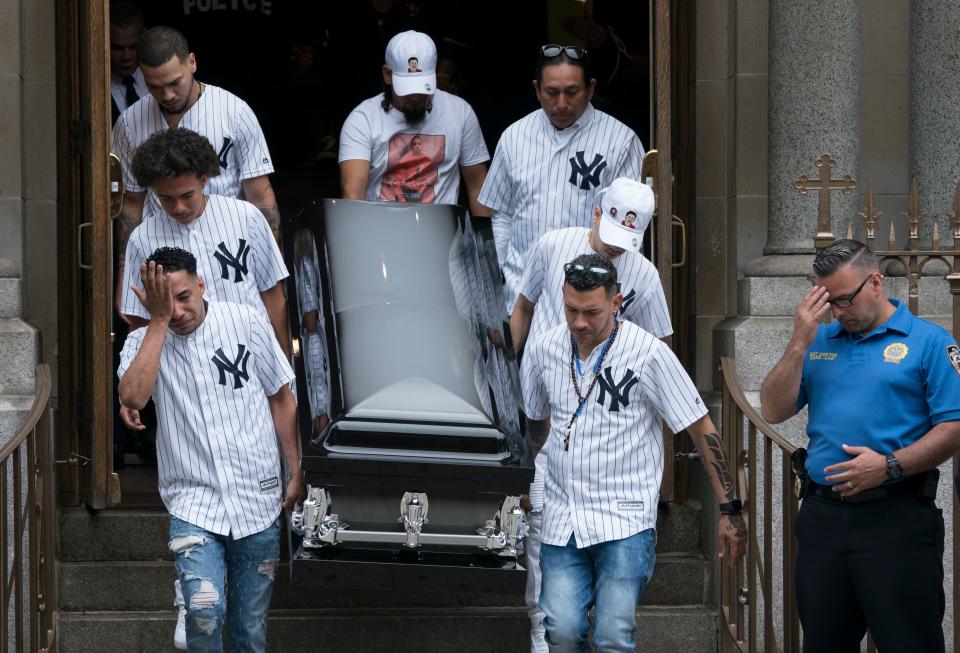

{"left": 540, "top": 529, "right": 656, "bottom": 653}
{"left": 169, "top": 515, "right": 281, "bottom": 653}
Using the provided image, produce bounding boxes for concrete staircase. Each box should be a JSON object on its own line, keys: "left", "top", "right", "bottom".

{"left": 58, "top": 503, "right": 719, "bottom": 652}
{"left": 0, "top": 259, "right": 38, "bottom": 444}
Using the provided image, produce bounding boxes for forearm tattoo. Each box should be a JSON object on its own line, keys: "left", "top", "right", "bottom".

{"left": 116, "top": 210, "right": 139, "bottom": 261}
{"left": 528, "top": 419, "right": 550, "bottom": 454}
{"left": 259, "top": 203, "right": 282, "bottom": 245}
{"left": 701, "top": 431, "right": 737, "bottom": 502}
{"left": 726, "top": 513, "right": 747, "bottom": 540}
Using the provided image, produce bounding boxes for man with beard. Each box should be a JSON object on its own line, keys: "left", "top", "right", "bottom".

{"left": 111, "top": 25, "right": 282, "bottom": 315}
{"left": 339, "top": 30, "right": 490, "bottom": 214}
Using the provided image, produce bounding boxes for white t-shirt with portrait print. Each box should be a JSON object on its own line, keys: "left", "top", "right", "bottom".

{"left": 338, "top": 89, "right": 489, "bottom": 206}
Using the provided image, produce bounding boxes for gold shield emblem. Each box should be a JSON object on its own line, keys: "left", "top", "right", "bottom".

{"left": 883, "top": 342, "right": 909, "bottom": 364}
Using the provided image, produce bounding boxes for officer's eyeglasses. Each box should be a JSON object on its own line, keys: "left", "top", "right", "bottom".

{"left": 564, "top": 262, "right": 613, "bottom": 284}
{"left": 540, "top": 44, "right": 588, "bottom": 61}
{"left": 829, "top": 274, "right": 873, "bottom": 308}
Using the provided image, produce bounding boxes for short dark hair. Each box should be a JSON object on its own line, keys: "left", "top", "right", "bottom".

{"left": 813, "top": 239, "right": 878, "bottom": 277}
{"left": 131, "top": 128, "right": 221, "bottom": 188}
{"left": 535, "top": 49, "right": 592, "bottom": 85}
{"left": 110, "top": 1, "right": 144, "bottom": 30}
{"left": 137, "top": 26, "right": 190, "bottom": 67}
{"left": 564, "top": 253, "right": 618, "bottom": 296}
{"left": 147, "top": 247, "right": 197, "bottom": 275}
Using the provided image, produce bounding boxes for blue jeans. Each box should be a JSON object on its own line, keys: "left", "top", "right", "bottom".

{"left": 540, "top": 529, "right": 656, "bottom": 653}
{"left": 169, "top": 515, "right": 281, "bottom": 653}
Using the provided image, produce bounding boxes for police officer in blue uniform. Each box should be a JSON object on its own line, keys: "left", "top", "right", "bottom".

{"left": 760, "top": 239, "right": 960, "bottom": 653}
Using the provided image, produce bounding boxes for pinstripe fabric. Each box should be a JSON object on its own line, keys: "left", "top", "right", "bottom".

{"left": 118, "top": 301, "right": 296, "bottom": 539}
{"left": 120, "top": 195, "right": 288, "bottom": 320}
{"left": 520, "top": 320, "right": 707, "bottom": 548}
{"left": 295, "top": 244, "right": 330, "bottom": 420}
{"left": 338, "top": 90, "right": 489, "bottom": 205}
{"left": 477, "top": 104, "right": 644, "bottom": 312}
{"left": 112, "top": 84, "right": 274, "bottom": 217}
{"left": 518, "top": 226, "right": 673, "bottom": 510}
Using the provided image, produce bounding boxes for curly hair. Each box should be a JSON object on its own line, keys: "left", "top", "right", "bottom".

{"left": 131, "top": 128, "right": 221, "bottom": 188}
{"left": 146, "top": 246, "right": 197, "bottom": 275}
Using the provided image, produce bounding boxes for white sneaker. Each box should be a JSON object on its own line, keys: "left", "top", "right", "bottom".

{"left": 174, "top": 579, "right": 187, "bottom": 650}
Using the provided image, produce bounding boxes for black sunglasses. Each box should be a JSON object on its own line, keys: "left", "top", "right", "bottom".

{"left": 564, "top": 262, "right": 612, "bottom": 283}
{"left": 540, "top": 44, "right": 588, "bottom": 61}
{"left": 829, "top": 274, "right": 873, "bottom": 308}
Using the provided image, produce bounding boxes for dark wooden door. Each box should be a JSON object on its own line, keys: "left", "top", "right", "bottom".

{"left": 56, "top": 0, "right": 119, "bottom": 508}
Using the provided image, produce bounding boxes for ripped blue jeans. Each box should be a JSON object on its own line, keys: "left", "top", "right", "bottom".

{"left": 168, "top": 515, "right": 281, "bottom": 653}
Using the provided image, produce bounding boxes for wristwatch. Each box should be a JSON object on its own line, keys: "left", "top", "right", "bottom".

{"left": 718, "top": 499, "right": 743, "bottom": 515}
{"left": 886, "top": 453, "right": 903, "bottom": 480}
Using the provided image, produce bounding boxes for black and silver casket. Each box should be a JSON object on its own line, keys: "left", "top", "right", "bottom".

{"left": 284, "top": 199, "right": 533, "bottom": 593}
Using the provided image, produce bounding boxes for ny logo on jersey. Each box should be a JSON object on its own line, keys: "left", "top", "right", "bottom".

{"left": 618, "top": 289, "right": 637, "bottom": 316}
{"left": 214, "top": 239, "right": 250, "bottom": 282}
{"left": 596, "top": 366, "right": 638, "bottom": 412}
{"left": 211, "top": 345, "right": 251, "bottom": 389}
{"left": 217, "top": 137, "right": 235, "bottom": 169}
{"left": 568, "top": 152, "right": 607, "bottom": 190}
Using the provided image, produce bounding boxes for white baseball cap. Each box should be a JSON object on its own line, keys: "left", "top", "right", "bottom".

{"left": 385, "top": 31, "right": 437, "bottom": 97}
{"left": 597, "top": 178, "right": 655, "bottom": 252}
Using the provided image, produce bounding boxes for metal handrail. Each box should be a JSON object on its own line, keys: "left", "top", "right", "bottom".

{"left": 719, "top": 356, "right": 801, "bottom": 653}
{"left": 2, "top": 365, "right": 57, "bottom": 652}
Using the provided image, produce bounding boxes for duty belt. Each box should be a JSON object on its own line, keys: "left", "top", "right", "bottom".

{"left": 804, "top": 469, "right": 939, "bottom": 504}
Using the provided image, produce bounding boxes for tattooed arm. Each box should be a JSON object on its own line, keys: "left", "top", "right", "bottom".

{"left": 114, "top": 191, "right": 146, "bottom": 322}
{"left": 528, "top": 418, "right": 551, "bottom": 458}
{"left": 686, "top": 414, "right": 747, "bottom": 566}
{"left": 242, "top": 176, "right": 282, "bottom": 245}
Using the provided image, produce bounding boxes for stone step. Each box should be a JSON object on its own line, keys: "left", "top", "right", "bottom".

{"left": 0, "top": 319, "right": 37, "bottom": 396}
{"left": 59, "top": 553, "right": 709, "bottom": 613}
{"left": 59, "top": 503, "right": 704, "bottom": 562}
{"left": 58, "top": 605, "right": 718, "bottom": 653}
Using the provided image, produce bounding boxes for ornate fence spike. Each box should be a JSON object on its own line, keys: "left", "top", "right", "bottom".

{"left": 846, "top": 222, "right": 853, "bottom": 239}
{"left": 933, "top": 223, "right": 941, "bottom": 250}
{"left": 906, "top": 178, "right": 923, "bottom": 245}
{"left": 889, "top": 222, "right": 897, "bottom": 249}
{"left": 859, "top": 179, "right": 880, "bottom": 241}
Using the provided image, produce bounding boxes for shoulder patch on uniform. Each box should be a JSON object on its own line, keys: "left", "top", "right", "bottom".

{"left": 883, "top": 342, "right": 909, "bottom": 364}
{"left": 947, "top": 344, "right": 960, "bottom": 376}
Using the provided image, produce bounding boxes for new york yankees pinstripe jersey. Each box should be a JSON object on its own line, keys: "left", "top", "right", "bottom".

{"left": 118, "top": 301, "right": 296, "bottom": 538}
{"left": 112, "top": 83, "right": 274, "bottom": 216}
{"left": 521, "top": 320, "right": 707, "bottom": 547}
{"left": 478, "top": 104, "right": 644, "bottom": 313}
{"left": 518, "top": 226, "right": 673, "bottom": 510}
{"left": 120, "top": 195, "right": 288, "bottom": 320}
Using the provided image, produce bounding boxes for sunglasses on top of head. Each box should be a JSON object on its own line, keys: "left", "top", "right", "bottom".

{"left": 540, "top": 44, "right": 588, "bottom": 61}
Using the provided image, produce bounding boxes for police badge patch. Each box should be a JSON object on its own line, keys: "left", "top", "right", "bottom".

{"left": 947, "top": 344, "right": 960, "bottom": 376}
{"left": 883, "top": 342, "right": 909, "bottom": 364}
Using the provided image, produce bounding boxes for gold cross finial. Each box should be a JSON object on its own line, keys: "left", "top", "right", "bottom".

{"left": 795, "top": 154, "right": 857, "bottom": 249}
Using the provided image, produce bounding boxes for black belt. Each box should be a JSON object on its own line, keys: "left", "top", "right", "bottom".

{"left": 805, "top": 469, "right": 939, "bottom": 504}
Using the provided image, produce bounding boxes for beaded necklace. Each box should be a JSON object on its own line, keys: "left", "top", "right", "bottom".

{"left": 564, "top": 318, "right": 621, "bottom": 451}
